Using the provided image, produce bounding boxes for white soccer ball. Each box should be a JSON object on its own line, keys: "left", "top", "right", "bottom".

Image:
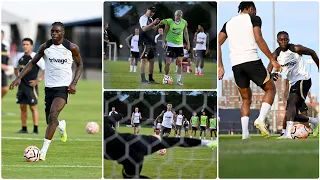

{"left": 163, "top": 76, "right": 173, "bottom": 84}
{"left": 24, "top": 146, "right": 40, "bottom": 162}
{"left": 86, "top": 122, "right": 99, "bottom": 134}
{"left": 157, "top": 148, "right": 167, "bottom": 155}
{"left": 291, "top": 124, "right": 309, "bottom": 139}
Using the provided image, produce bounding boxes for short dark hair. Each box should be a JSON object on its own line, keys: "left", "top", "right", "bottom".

{"left": 52, "top": 22, "right": 65, "bottom": 30}
{"left": 277, "top": 31, "right": 289, "bottom": 38}
{"left": 22, "top": 38, "right": 33, "bottom": 45}
{"left": 199, "top": 23, "right": 205, "bottom": 29}
{"left": 238, "top": 1, "right": 255, "bottom": 13}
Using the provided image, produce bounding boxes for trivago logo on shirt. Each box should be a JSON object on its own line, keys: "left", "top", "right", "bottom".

{"left": 48, "top": 58, "right": 67, "bottom": 64}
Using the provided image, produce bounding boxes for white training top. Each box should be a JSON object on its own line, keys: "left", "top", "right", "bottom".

{"left": 176, "top": 114, "right": 183, "bottom": 126}
{"left": 130, "top": 35, "right": 139, "bottom": 52}
{"left": 156, "top": 122, "right": 162, "bottom": 129}
{"left": 275, "top": 44, "right": 311, "bottom": 86}
{"left": 133, "top": 112, "right": 140, "bottom": 123}
{"left": 162, "top": 111, "right": 174, "bottom": 128}
{"left": 195, "top": 32, "right": 207, "bottom": 50}
{"left": 108, "top": 111, "right": 118, "bottom": 115}
{"left": 43, "top": 40, "right": 73, "bottom": 87}
{"left": 14, "top": 52, "right": 45, "bottom": 70}
{"left": 183, "top": 49, "right": 189, "bottom": 58}
{"left": 221, "top": 14, "right": 262, "bottom": 67}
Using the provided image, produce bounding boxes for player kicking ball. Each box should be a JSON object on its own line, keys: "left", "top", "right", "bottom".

{"left": 161, "top": 10, "right": 190, "bottom": 86}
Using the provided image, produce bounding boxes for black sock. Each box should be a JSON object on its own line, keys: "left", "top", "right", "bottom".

{"left": 149, "top": 74, "right": 153, "bottom": 81}
{"left": 33, "top": 125, "right": 38, "bottom": 133}
{"left": 140, "top": 73, "right": 146, "bottom": 81}
{"left": 22, "top": 126, "right": 27, "bottom": 131}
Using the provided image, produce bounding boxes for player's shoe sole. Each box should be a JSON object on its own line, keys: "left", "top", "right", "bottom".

{"left": 59, "top": 120, "right": 67, "bottom": 142}
{"left": 207, "top": 141, "right": 217, "bottom": 150}
{"left": 254, "top": 119, "right": 270, "bottom": 138}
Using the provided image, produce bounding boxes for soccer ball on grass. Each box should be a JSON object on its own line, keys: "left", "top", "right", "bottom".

{"left": 24, "top": 146, "right": 40, "bottom": 162}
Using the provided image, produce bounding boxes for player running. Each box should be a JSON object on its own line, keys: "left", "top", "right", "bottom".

{"left": 104, "top": 114, "right": 216, "bottom": 179}
{"left": 14, "top": 38, "right": 45, "bottom": 134}
{"left": 182, "top": 117, "right": 190, "bottom": 137}
{"left": 218, "top": 1, "right": 281, "bottom": 139}
{"left": 190, "top": 111, "right": 199, "bottom": 138}
{"left": 174, "top": 109, "right": 184, "bottom": 137}
{"left": 160, "top": 104, "right": 175, "bottom": 137}
{"left": 199, "top": 111, "right": 208, "bottom": 140}
{"left": 162, "top": 10, "right": 190, "bottom": 86}
{"left": 209, "top": 114, "right": 217, "bottom": 140}
{"left": 10, "top": 22, "right": 83, "bottom": 160}
{"left": 125, "top": 29, "right": 139, "bottom": 72}
{"left": 131, "top": 107, "right": 142, "bottom": 135}
{"left": 194, "top": 24, "right": 209, "bottom": 75}
{"left": 267, "top": 31, "right": 319, "bottom": 139}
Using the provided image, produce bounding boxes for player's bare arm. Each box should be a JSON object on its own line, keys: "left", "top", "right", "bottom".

{"left": 295, "top": 45, "right": 319, "bottom": 70}
{"left": 162, "top": 24, "right": 169, "bottom": 48}
{"left": 283, "top": 79, "right": 289, "bottom": 106}
{"left": 206, "top": 33, "right": 209, "bottom": 55}
{"left": 9, "top": 43, "right": 45, "bottom": 90}
{"left": 131, "top": 112, "right": 134, "bottom": 125}
{"left": 218, "top": 31, "right": 227, "bottom": 80}
{"left": 69, "top": 43, "right": 83, "bottom": 94}
{"left": 125, "top": 34, "right": 133, "bottom": 49}
{"left": 142, "top": 18, "right": 160, "bottom": 32}
{"left": 29, "top": 71, "right": 45, "bottom": 87}
{"left": 253, "top": 26, "right": 281, "bottom": 72}
{"left": 183, "top": 23, "right": 190, "bottom": 51}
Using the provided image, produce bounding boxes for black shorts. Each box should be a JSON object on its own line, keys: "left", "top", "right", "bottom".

{"left": 133, "top": 123, "right": 140, "bottom": 127}
{"left": 45, "top": 86, "right": 68, "bottom": 113}
{"left": 161, "top": 126, "right": 171, "bottom": 134}
{"left": 140, "top": 44, "right": 155, "bottom": 60}
{"left": 289, "top": 79, "right": 311, "bottom": 110}
{"left": 184, "top": 126, "right": 189, "bottom": 131}
{"left": 232, "top": 60, "right": 270, "bottom": 89}
{"left": 130, "top": 51, "right": 139, "bottom": 59}
{"left": 176, "top": 125, "right": 182, "bottom": 130}
{"left": 166, "top": 46, "right": 184, "bottom": 58}
{"left": 192, "top": 126, "right": 198, "bottom": 130}
{"left": 17, "top": 86, "right": 39, "bottom": 105}
{"left": 195, "top": 50, "right": 206, "bottom": 58}
{"left": 200, "top": 126, "right": 206, "bottom": 131}
{"left": 1, "top": 72, "right": 7, "bottom": 87}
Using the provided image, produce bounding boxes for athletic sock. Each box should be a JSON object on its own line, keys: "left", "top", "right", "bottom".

{"left": 195, "top": 67, "right": 197, "bottom": 73}
{"left": 130, "top": 65, "right": 133, "bottom": 72}
{"left": 40, "top": 138, "right": 52, "bottom": 155}
{"left": 308, "top": 117, "right": 319, "bottom": 125}
{"left": 258, "top": 102, "right": 272, "bottom": 122}
{"left": 175, "top": 65, "right": 178, "bottom": 71}
{"left": 22, "top": 126, "right": 27, "bottom": 131}
{"left": 149, "top": 74, "right": 153, "bottom": 81}
{"left": 140, "top": 73, "right": 146, "bottom": 81}
{"left": 200, "top": 68, "right": 203, "bottom": 73}
{"left": 187, "top": 66, "right": 190, "bottom": 71}
{"left": 177, "top": 74, "right": 182, "bottom": 82}
{"left": 286, "top": 121, "right": 294, "bottom": 136}
{"left": 241, "top": 116, "right": 249, "bottom": 139}
{"left": 57, "top": 120, "right": 64, "bottom": 130}
{"left": 134, "top": 66, "right": 137, "bottom": 72}
{"left": 281, "top": 129, "right": 286, "bottom": 134}
{"left": 33, "top": 125, "right": 38, "bottom": 133}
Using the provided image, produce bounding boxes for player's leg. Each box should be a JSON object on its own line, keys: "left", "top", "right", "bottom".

{"left": 199, "top": 52, "right": 205, "bottom": 75}
{"left": 176, "top": 50, "right": 183, "bottom": 85}
{"left": 1, "top": 75, "right": 8, "bottom": 99}
{"left": 147, "top": 47, "right": 157, "bottom": 83}
{"left": 214, "top": 129, "right": 217, "bottom": 138}
{"left": 175, "top": 57, "right": 178, "bottom": 72}
{"left": 178, "top": 126, "right": 181, "bottom": 137}
{"left": 137, "top": 125, "right": 141, "bottom": 134}
{"left": 19, "top": 104, "right": 28, "bottom": 133}
{"left": 210, "top": 129, "right": 213, "bottom": 139}
{"left": 129, "top": 53, "right": 134, "bottom": 72}
{"left": 140, "top": 45, "right": 148, "bottom": 83}
{"left": 133, "top": 125, "right": 136, "bottom": 134}
{"left": 134, "top": 56, "right": 138, "bottom": 72}
{"left": 29, "top": 105, "right": 39, "bottom": 134}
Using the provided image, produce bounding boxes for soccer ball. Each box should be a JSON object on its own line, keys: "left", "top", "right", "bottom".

{"left": 157, "top": 148, "right": 167, "bottom": 155}
{"left": 24, "top": 146, "right": 40, "bottom": 162}
{"left": 291, "top": 124, "right": 309, "bottom": 139}
{"left": 163, "top": 76, "right": 173, "bottom": 84}
{"left": 86, "top": 122, "right": 99, "bottom": 134}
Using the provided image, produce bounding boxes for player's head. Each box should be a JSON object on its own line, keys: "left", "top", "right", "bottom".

{"left": 198, "top": 24, "right": 204, "bottom": 31}
{"left": 211, "top": 114, "right": 214, "bottom": 118}
{"left": 135, "top": 28, "right": 139, "bottom": 35}
{"left": 22, "top": 38, "right": 34, "bottom": 54}
{"left": 104, "top": 23, "right": 109, "bottom": 30}
{"left": 167, "top": 103, "right": 172, "bottom": 111}
{"left": 277, "top": 31, "right": 290, "bottom": 49}
{"left": 51, "top": 22, "right": 65, "bottom": 43}
{"left": 179, "top": 110, "right": 182, "bottom": 114}
{"left": 238, "top": 1, "right": 256, "bottom": 15}
{"left": 1, "top": 30, "right": 4, "bottom": 41}
{"left": 146, "top": 6, "right": 156, "bottom": 17}
{"left": 112, "top": 107, "right": 115, "bottom": 111}
{"left": 135, "top": 107, "right": 139, "bottom": 112}
{"left": 174, "top": 10, "right": 183, "bottom": 22}
{"left": 202, "top": 111, "right": 206, "bottom": 115}
{"left": 158, "top": 28, "right": 163, "bottom": 35}
{"left": 193, "top": 111, "right": 197, "bottom": 116}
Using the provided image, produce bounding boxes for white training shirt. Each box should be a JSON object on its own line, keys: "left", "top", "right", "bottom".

{"left": 275, "top": 44, "right": 311, "bottom": 86}
{"left": 162, "top": 111, "right": 174, "bottom": 128}
{"left": 183, "top": 49, "right": 189, "bottom": 58}
{"left": 195, "top": 32, "right": 207, "bottom": 50}
{"left": 130, "top": 35, "right": 139, "bottom": 52}
{"left": 14, "top": 52, "right": 45, "bottom": 70}
{"left": 156, "top": 122, "right": 162, "bottom": 129}
{"left": 176, "top": 114, "right": 183, "bottom": 126}
{"left": 108, "top": 111, "right": 118, "bottom": 115}
{"left": 43, "top": 40, "right": 73, "bottom": 87}
{"left": 133, "top": 112, "right": 140, "bottom": 123}
{"left": 221, "top": 14, "right": 261, "bottom": 67}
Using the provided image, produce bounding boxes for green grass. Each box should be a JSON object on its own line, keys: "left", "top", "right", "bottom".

{"left": 104, "top": 127, "right": 217, "bottom": 179}
{"left": 1, "top": 80, "right": 102, "bottom": 179}
{"left": 219, "top": 134, "right": 319, "bottom": 178}
{"left": 104, "top": 60, "right": 217, "bottom": 89}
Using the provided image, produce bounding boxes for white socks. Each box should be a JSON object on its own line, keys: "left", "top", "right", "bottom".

{"left": 176, "top": 65, "right": 178, "bottom": 72}
{"left": 286, "top": 121, "right": 294, "bottom": 136}
{"left": 130, "top": 65, "right": 133, "bottom": 72}
{"left": 134, "top": 66, "right": 137, "bottom": 72}
{"left": 281, "top": 129, "right": 286, "bottom": 134}
{"left": 241, "top": 116, "right": 249, "bottom": 139}
{"left": 177, "top": 74, "right": 182, "bottom": 82}
{"left": 40, "top": 138, "right": 52, "bottom": 156}
{"left": 195, "top": 67, "right": 197, "bottom": 73}
{"left": 258, "top": 102, "right": 272, "bottom": 122}
{"left": 57, "top": 120, "right": 63, "bottom": 130}
{"left": 308, "top": 117, "right": 319, "bottom": 125}
{"left": 187, "top": 66, "right": 190, "bottom": 71}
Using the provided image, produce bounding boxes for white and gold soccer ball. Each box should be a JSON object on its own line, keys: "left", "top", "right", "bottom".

{"left": 157, "top": 148, "right": 167, "bottom": 155}
{"left": 24, "top": 146, "right": 40, "bottom": 162}
{"left": 86, "top": 122, "right": 99, "bottom": 134}
{"left": 163, "top": 76, "right": 173, "bottom": 84}
{"left": 291, "top": 124, "right": 309, "bottom": 139}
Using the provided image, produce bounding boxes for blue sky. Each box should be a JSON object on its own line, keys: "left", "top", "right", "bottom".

{"left": 218, "top": 1, "right": 319, "bottom": 100}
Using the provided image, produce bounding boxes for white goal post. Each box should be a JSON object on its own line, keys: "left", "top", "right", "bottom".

{"left": 106, "top": 42, "right": 117, "bottom": 61}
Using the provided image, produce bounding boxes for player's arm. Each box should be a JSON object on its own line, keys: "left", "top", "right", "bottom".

{"left": 139, "top": 112, "right": 142, "bottom": 119}
{"left": 283, "top": 79, "right": 289, "bottom": 106}
{"left": 218, "top": 23, "right": 228, "bottom": 80}
{"left": 140, "top": 18, "right": 160, "bottom": 32}
{"left": 295, "top": 45, "right": 319, "bottom": 71}
{"left": 193, "top": 32, "right": 198, "bottom": 44}
{"left": 10, "top": 43, "right": 46, "bottom": 90}
{"left": 131, "top": 112, "right": 134, "bottom": 125}
{"left": 125, "top": 34, "right": 133, "bottom": 49}
{"left": 162, "top": 24, "right": 169, "bottom": 48}
{"left": 206, "top": 33, "right": 209, "bottom": 55}
{"left": 13, "top": 55, "right": 19, "bottom": 77}
{"left": 69, "top": 43, "right": 83, "bottom": 94}
{"left": 183, "top": 22, "right": 190, "bottom": 50}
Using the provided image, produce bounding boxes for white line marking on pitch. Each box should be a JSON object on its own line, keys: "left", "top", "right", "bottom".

{"left": 2, "top": 136, "right": 101, "bottom": 142}
{"left": 219, "top": 149, "right": 319, "bottom": 155}
{"left": 2, "top": 165, "right": 101, "bottom": 168}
